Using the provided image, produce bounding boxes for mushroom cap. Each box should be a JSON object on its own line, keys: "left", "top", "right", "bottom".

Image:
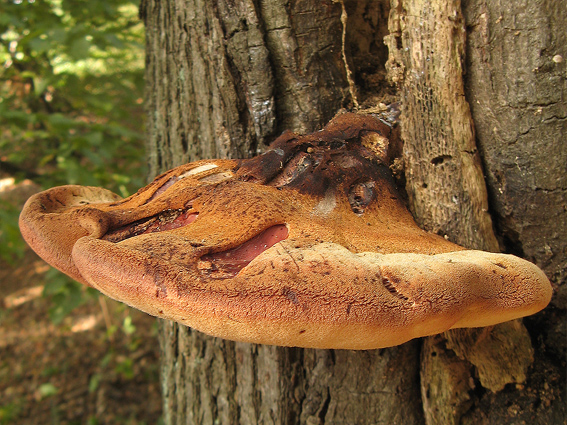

{"left": 19, "top": 113, "right": 552, "bottom": 349}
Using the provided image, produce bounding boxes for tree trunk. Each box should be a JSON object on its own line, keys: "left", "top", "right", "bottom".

{"left": 140, "top": 0, "right": 565, "bottom": 423}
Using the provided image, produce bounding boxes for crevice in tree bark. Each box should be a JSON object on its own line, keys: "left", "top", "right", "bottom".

{"left": 335, "top": 0, "right": 359, "bottom": 108}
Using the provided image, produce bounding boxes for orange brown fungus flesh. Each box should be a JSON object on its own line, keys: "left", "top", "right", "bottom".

{"left": 103, "top": 210, "right": 198, "bottom": 243}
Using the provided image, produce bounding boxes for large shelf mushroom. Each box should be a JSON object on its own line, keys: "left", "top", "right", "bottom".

{"left": 19, "top": 113, "right": 552, "bottom": 350}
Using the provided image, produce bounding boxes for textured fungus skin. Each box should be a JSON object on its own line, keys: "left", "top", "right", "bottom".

{"left": 19, "top": 113, "right": 552, "bottom": 349}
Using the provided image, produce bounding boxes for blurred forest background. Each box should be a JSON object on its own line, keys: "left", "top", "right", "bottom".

{"left": 1, "top": 1, "right": 162, "bottom": 423}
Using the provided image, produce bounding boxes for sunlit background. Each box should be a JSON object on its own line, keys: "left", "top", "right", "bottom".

{"left": 1, "top": 1, "right": 162, "bottom": 423}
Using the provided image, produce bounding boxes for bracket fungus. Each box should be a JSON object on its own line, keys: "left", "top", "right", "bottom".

{"left": 19, "top": 113, "right": 552, "bottom": 350}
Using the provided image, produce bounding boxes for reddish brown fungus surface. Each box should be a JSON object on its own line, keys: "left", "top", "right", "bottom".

{"left": 103, "top": 210, "right": 198, "bottom": 243}
{"left": 19, "top": 112, "right": 553, "bottom": 349}
{"left": 199, "top": 224, "right": 289, "bottom": 278}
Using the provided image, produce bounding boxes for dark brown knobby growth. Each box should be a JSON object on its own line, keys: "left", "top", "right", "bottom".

{"left": 19, "top": 113, "right": 552, "bottom": 349}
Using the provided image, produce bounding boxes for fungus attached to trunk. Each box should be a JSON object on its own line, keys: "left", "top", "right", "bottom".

{"left": 19, "top": 113, "right": 552, "bottom": 350}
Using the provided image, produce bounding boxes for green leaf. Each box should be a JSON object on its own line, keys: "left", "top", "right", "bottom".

{"left": 43, "top": 270, "right": 89, "bottom": 324}
{"left": 43, "top": 269, "right": 72, "bottom": 295}
{"left": 122, "top": 315, "right": 136, "bottom": 335}
{"left": 32, "top": 76, "right": 50, "bottom": 97}
{"left": 115, "top": 357, "right": 134, "bottom": 380}
{"left": 69, "top": 36, "right": 92, "bottom": 60}
{"left": 88, "top": 373, "right": 102, "bottom": 393}
{"left": 38, "top": 383, "right": 58, "bottom": 399}
{"left": 87, "top": 416, "right": 100, "bottom": 425}
{"left": 84, "top": 131, "right": 103, "bottom": 146}
{"left": 28, "top": 37, "right": 51, "bottom": 55}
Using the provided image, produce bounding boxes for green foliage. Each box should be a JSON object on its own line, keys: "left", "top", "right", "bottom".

{"left": 0, "top": 0, "right": 146, "bottom": 319}
{"left": 115, "top": 357, "right": 135, "bottom": 379}
{"left": 0, "top": 199, "right": 27, "bottom": 262}
{"left": 0, "top": 0, "right": 146, "bottom": 191}
{"left": 0, "top": 401, "right": 22, "bottom": 425}
{"left": 87, "top": 416, "right": 100, "bottom": 425}
{"left": 42, "top": 267, "right": 96, "bottom": 324}
{"left": 88, "top": 373, "right": 102, "bottom": 393}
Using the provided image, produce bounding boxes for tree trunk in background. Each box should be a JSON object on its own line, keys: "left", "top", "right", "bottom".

{"left": 140, "top": 0, "right": 565, "bottom": 423}
{"left": 460, "top": 1, "right": 566, "bottom": 423}
{"left": 385, "top": 2, "right": 563, "bottom": 424}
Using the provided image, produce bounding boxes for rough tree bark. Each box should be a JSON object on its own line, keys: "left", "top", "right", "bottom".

{"left": 140, "top": 0, "right": 565, "bottom": 423}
